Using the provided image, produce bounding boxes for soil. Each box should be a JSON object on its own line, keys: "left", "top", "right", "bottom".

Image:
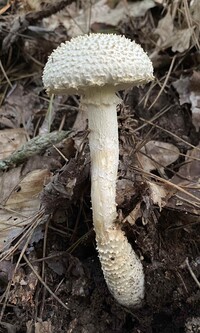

{"left": 0, "top": 1, "right": 199, "bottom": 333}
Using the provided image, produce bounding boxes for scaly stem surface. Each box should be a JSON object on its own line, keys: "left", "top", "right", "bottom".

{"left": 84, "top": 87, "right": 119, "bottom": 233}
{"left": 82, "top": 87, "right": 144, "bottom": 307}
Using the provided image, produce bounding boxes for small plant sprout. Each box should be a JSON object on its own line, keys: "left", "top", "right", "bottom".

{"left": 43, "top": 34, "right": 154, "bottom": 307}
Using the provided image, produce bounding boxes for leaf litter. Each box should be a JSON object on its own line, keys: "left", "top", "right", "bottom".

{"left": 0, "top": 0, "right": 199, "bottom": 332}
{"left": 173, "top": 71, "right": 200, "bottom": 132}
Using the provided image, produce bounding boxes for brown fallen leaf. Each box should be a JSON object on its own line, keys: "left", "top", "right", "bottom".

{"left": 172, "top": 76, "right": 190, "bottom": 105}
{"left": 189, "top": 71, "right": 200, "bottom": 132}
{"left": 35, "top": 321, "right": 54, "bottom": 333}
{"left": 0, "top": 321, "right": 16, "bottom": 333}
{"left": 0, "top": 260, "right": 15, "bottom": 297}
{"left": 185, "top": 317, "right": 200, "bottom": 333}
{"left": 17, "top": 0, "right": 54, "bottom": 12}
{"left": 173, "top": 71, "right": 200, "bottom": 132}
{"left": 123, "top": 202, "right": 142, "bottom": 226}
{"left": 0, "top": 128, "right": 27, "bottom": 160}
{"left": 167, "top": 144, "right": 200, "bottom": 215}
{"left": 0, "top": 168, "right": 51, "bottom": 251}
{"left": 116, "top": 179, "right": 137, "bottom": 207}
{"left": 43, "top": 0, "right": 155, "bottom": 37}
{"left": 171, "top": 27, "right": 194, "bottom": 53}
{"left": 9, "top": 253, "right": 39, "bottom": 306}
{"left": 0, "top": 84, "right": 40, "bottom": 132}
{"left": 154, "top": 9, "right": 194, "bottom": 53}
{"left": 137, "top": 140, "right": 180, "bottom": 173}
{"left": 154, "top": 9, "right": 174, "bottom": 47}
{"left": 190, "top": 0, "right": 200, "bottom": 26}
{"left": 147, "top": 181, "right": 168, "bottom": 211}
{"left": 41, "top": 154, "right": 89, "bottom": 213}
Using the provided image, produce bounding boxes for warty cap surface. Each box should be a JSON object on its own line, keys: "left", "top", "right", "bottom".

{"left": 43, "top": 33, "right": 154, "bottom": 95}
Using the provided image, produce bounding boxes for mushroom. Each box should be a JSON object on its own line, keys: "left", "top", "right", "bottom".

{"left": 43, "top": 34, "right": 154, "bottom": 307}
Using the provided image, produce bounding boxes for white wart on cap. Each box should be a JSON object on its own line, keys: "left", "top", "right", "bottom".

{"left": 43, "top": 33, "right": 154, "bottom": 95}
{"left": 43, "top": 34, "right": 154, "bottom": 307}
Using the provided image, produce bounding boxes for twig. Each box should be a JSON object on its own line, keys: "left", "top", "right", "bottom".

{"left": 185, "top": 257, "right": 200, "bottom": 289}
{"left": 2, "top": 0, "right": 75, "bottom": 51}
{"left": 148, "top": 55, "right": 176, "bottom": 110}
{"left": 0, "top": 130, "right": 71, "bottom": 170}
{"left": 25, "top": 0, "right": 75, "bottom": 23}
{"left": 0, "top": 60, "right": 12, "bottom": 88}
{"left": 23, "top": 254, "right": 69, "bottom": 311}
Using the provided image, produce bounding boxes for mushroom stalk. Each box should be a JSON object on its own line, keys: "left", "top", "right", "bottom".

{"left": 84, "top": 87, "right": 119, "bottom": 232}
{"left": 83, "top": 87, "right": 144, "bottom": 307}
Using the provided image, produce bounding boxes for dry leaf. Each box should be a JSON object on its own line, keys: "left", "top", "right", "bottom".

{"left": 147, "top": 181, "right": 167, "bottom": 211}
{"left": 0, "top": 128, "right": 27, "bottom": 160}
{"left": 0, "top": 260, "right": 15, "bottom": 282}
{"left": 123, "top": 202, "right": 142, "bottom": 225}
{"left": 173, "top": 71, "right": 200, "bottom": 131}
{"left": 35, "top": 321, "right": 53, "bottom": 333}
{"left": 0, "top": 84, "right": 40, "bottom": 132}
{"left": 17, "top": 0, "right": 54, "bottom": 12}
{"left": 43, "top": 0, "right": 155, "bottom": 37}
{"left": 9, "top": 253, "right": 39, "bottom": 306}
{"left": 116, "top": 179, "right": 137, "bottom": 207}
{"left": 167, "top": 144, "right": 200, "bottom": 215}
{"left": 26, "top": 320, "right": 33, "bottom": 333}
{"left": 138, "top": 140, "right": 180, "bottom": 173}
{"left": 9, "top": 267, "right": 37, "bottom": 305}
{"left": 189, "top": 71, "right": 200, "bottom": 132}
{"left": 0, "top": 168, "right": 51, "bottom": 251}
{"left": 154, "top": 10, "right": 193, "bottom": 53}
{"left": 171, "top": 27, "right": 194, "bottom": 53}
{"left": 154, "top": 10, "right": 174, "bottom": 46}
{"left": 154, "top": 0, "right": 165, "bottom": 4}
{"left": 185, "top": 317, "right": 200, "bottom": 333}
{"left": 190, "top": 0, "right": 200, "bottom": 25}
{"left": 26, "top": 320, "right": 54, "bottom": 333}
{"left": 0, "top": 322, "right": 16, "bottom": 333}
{"left": 172, "top": 76, "right": 190, "bottom": 105}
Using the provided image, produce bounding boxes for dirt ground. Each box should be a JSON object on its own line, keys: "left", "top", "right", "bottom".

{"left": 0, "top": 1, "right": 199, "bottom": 332}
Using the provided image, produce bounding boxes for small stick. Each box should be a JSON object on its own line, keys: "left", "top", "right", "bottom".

{"left": 0, "top": 130, "right": 71, "bottom": 170}
{"left": 185, "top": 257, "right": 200, "bottom": 289}
{"left": 2, "top": 0, "right": 75, "bottom": 51}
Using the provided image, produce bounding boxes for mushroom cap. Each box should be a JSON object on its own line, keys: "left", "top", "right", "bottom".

{"left": 43, "top": 33, "right": 154, "bottom": 95}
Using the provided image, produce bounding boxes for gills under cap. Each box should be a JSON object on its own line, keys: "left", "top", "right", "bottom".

{"left": 43, "top": 33, "right": 154, "bottom": 95}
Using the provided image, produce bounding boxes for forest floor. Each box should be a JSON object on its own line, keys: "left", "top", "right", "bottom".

{"left": 0, "top": 1, "right": 199, "bottom": 332}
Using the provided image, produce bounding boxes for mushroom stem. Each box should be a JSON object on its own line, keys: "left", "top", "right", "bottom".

{"left": 83, "top": 87, "right": 119, "bottom": 232}
{"left": 82, "top": 87, "right": 144, "bottom": 307}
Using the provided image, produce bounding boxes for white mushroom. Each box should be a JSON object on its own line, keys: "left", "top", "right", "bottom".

{"left": 43, "top": 33, "right": 154, "bottom": 307}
